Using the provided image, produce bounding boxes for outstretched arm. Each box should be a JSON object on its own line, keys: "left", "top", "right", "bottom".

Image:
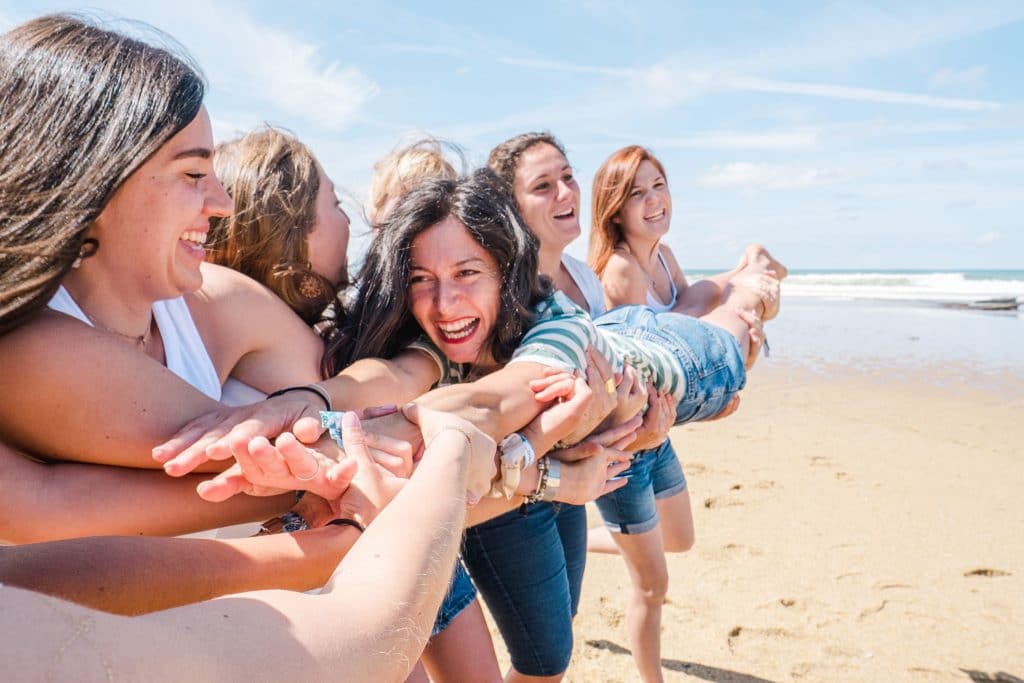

{"left": 0, "top": 440, "right": 289, "bottom": 543}
{"left": 0, "top": 411, "right": 478, "bottom": 683}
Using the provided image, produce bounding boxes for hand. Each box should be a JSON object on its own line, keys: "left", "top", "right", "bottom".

{"left": 629, "top": 384, "right": 675, "bottom": 451}
{"left": 602, "top": 364, "right": 646, "bottom": 431}
{"left": 154, "top": 394, "right": 322, "bottom": 476}
{"left": 560, "top": 347, "right": 619, "bottom": 447}
{"left": 706, "top": 394, "right": 741, "bottom": 421}
{"left": 523, "top": 369, "right": 594, "bottom": 455}
{"left": 194, "top": 431, "right": 357, "bottom": 503}
{"left": 402, "top": 402, "right": 497, "bottom": 506}
{"left": 548, "top": 420, "right": 639, "bottom": 504}
{"left": 332, "top": 412, "right": 407, "bottom": 528}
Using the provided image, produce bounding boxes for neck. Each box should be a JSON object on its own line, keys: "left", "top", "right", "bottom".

{"left": 537, "top": 245, "right": 563, "bottom": 281}
{"left": 62, "top": 268, "right": 155, "bottom": 342}
{"left": 624, "top": 234, "right": 661, "bottom": 275}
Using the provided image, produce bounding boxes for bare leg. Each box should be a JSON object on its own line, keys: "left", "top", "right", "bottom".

{"left": 505, "top": 671, "right": 565, "bottom": 683}
{"left": 589, "top": 490, "right": 694, "bottom": 555}
{"left": 406, "top": 662, "right": 430, "bottom": 683}
{"left": 609, "top": 526, "right": 670, "bottom": 683}
{"left": 422, "top": 599, "right": 502, "bottom": 682}
{"left": 587, "top": 524, "right": 620, "bottom": 554}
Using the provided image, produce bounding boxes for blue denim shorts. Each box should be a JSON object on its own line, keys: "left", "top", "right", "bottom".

{"left": 596, "top": 305, "right": 746, "bottom": 424}
{"left": 462, "top": 502, "right": 586, "bottom": 677}
{"left": 432, "top": 558, "right": 476, "bottom": 636}
{"left": 594, "top": 438, "right": 687, "bottom": 534}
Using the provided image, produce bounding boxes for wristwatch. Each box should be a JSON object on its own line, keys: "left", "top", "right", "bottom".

{"left": 498, "top": 432, "right": 536, "bottom": 499}
{"left": 540, "top": 457, "right": 561, "bottom": 502}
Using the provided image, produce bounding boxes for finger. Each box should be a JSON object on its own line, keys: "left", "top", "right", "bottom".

{"left": 293, "top": 415, "right": 326, "bottom": 444}
{"left": 152, "top": 413, "right": 224, "bottom": 464}
{"left": 589, "top": 415, "right": 643, "bottom": 446}
{"left": 359, "top": 404, "right": 399, "bottom": 419}
{"left": 605, "top": 448, "right": 633, "bottom": 464}
{"left": 400, "top": 401, "right": 421, "bottom": 426}
{"left": 275, "top": 432, "right": 322, "bottom": 481}
{"left": 532, "top": 377, "right": 576, "bottom": 402}
{"left": 585, "top": 346, "right": 612, "bottom": 382}
{"left": 602, "top": 477, "right": 629, "bottom": 495}
{"left": 322, "top": 458, "right": 359, "bottom": 499}
{"left": 340, "top": 412, "right": 370, "bottom": 461}
{"left": 195, "top": 464, "right": 249, "bottom": 502}
{"left": 362, "top": 432, "right": 414, "bottom": 464}
{"left": 369, "top": 448, "right": 409, "bottom": 477}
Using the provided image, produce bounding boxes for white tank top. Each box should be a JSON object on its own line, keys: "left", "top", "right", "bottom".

{"left": 561, "top": 254, "right": 606, "bottom": 317}
{"left": 645, "top": 249, "right": 678, "bottom": 312}
{"left": 48, "top": 286, "right": 222, "bottom": 400}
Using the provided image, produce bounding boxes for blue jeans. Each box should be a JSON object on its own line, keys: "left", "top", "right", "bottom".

{"left": 594, "top": 438, "right": 687, "bottom": 534}
{"left": 432, "top": 559, "right": 476, "bottom": 636}
{"left": 462, "top": 502, "right": 586, "bottom": 676}
{"left": 595, "top": 305, "right": 746, "bottom": 424}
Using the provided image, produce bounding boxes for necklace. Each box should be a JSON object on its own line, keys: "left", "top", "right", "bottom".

{"left": 81, "top": 308, "right": 154, "bottom": 348}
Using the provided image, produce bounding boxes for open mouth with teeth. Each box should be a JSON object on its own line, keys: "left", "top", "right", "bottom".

{"left": 553, "top": 208, "right": 575, "bottom": 220}
{"left": 437, "top": 318, "right": 480, "bottom": 344}
{"left": 179, "top": 229, "right": 208, "bottom": 258}
{"left": 644, "top": 209, "right": 667, "bottom": 221}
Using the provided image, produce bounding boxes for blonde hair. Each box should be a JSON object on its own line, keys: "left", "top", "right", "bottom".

{"left": 207, "top": 126, "right": 338, "bottom": 325}
{"left": 367, "top": 138, "right": 461, "bottom": 225}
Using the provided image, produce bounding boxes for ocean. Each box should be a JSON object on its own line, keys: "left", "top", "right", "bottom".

{"left": 690, "top": 269, "right": 1024, "bottom": 308}
{"left": 686, "top": 270, "right": 1024, "bottom": 391}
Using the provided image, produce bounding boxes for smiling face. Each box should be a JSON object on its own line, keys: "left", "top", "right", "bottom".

{"left": 616, "top": 160, "right": 672, "bottom": 241}
{"left": 407, "top": 215, "right": 502, "bottom": 366}
{"left": 511, "top": 142, "right": 581, "bottom": 252}
{"left": 87, "top": 106, "right": 233, "bottom": 301}
{"left": 307, "top": 166, "right": 351, "bottom": 287}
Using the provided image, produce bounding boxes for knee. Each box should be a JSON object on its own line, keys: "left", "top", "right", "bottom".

{"left": 663, "top": 527, "right": 695, "bottom": 553}
{"left": 634, "top": 567, "right": 670, "bottom": 604}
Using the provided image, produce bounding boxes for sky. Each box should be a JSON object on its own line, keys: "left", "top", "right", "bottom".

{"left": 3, "top": 1, "right": 1022, "bottom": 270}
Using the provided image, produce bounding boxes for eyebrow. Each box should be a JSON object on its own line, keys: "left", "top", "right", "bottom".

{"left": 632, "top": 175, "right": 665, "bottom": 189}
{"left": 172, "top": 147, "right": 213, "bottom": 161}
{"left": 527, "top": 164, "right": 571, "bottom": 185}
{"left": 410, "top": 257, "right": 487, "bottom": 270}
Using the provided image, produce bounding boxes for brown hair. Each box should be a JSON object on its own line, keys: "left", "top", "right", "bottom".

{"left": 487, "top": 132, "right": 566, "bottom": 190}
{"left": 0, "top": 14, "right": 204, "bottom": 336}
{"left": 207, "top": 126, "right": 337, "bottom": 325}
{"left": 589, "top": 145, "right": 668, "bottom": 277}
{"left": 367, "top": 138, "right": 461, "bottom": 226}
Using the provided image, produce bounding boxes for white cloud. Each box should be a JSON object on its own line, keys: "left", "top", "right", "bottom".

{"left": 697, "top": 163, "right": 845, "bottom": 190}
{"left": 497, "top": 56, "right": 634, "bottom": 77}
{"left": 976, "top": 230, "right": 1001, "bottom": 245}
{"left": 210, "top": 17, "right": 379, "bottom": 130}
{"left": 378, "top": 42, "right": 467, "bottom": 59}
{"left": 929, "top": 66, "right": 988, "bottom": 90}
{"left": 721, "top": 75, "right": 1000, "bottom": 111}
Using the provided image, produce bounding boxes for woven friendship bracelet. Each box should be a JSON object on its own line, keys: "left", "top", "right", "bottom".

{"left": 320, "top": 410, "right": 347, "bottom": 448}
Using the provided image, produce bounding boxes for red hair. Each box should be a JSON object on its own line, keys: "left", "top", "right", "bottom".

{"left": 588, "top": 145, "right": 667, "bottom": 277}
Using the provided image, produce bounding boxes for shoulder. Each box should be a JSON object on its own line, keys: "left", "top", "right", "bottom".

{"left": 658, "top": 245, "right": 689, "bottom": 288}
{"left": 601, "top": 249, "right": 647, "bottom": 306}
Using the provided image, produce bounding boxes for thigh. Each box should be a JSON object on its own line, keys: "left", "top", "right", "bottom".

{"left": 423, "top": 599, "right": 501, "bottom": 683}
{"left": 461, "top": 504, "right": 575, "bottom": 677}
{"left": 655, "top": 489, "right": 695, "bottom": 553}
{"left": 554, "top": 503, "right": 587, "bottom": 617}
{"left": 592, "top": 448, "right": 659, "bottom": 535}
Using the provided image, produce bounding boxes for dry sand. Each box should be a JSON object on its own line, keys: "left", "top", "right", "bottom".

{"left": 485, "top": 362, "right": 1024, "bottom": 682}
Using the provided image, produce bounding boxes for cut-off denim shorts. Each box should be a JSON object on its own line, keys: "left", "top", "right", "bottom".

{"left": 595, "top": 305, "right": 746, "bottom": 424}
{"left": 432, "top": 558, "right": 476, "bottom": 636}
{"left": 462, "top": 501, "right": 586, "bottom": 677}
{"left": 594, "top": 438, "right": 687, "bottom": 534}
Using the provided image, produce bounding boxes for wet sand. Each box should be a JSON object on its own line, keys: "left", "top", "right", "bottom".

{"left": 485, "top": 304, "right": 1024, "bottom": 682}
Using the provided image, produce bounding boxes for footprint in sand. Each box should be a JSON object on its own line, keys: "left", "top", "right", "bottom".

{"left": 704, "top": 495, "right": 744, "bottom": 509}
{"left": 809, "top": 455, "right": 835, "bottom": 468}
{"left": 964, "top": 568, "right": 1012, "bottom": 578}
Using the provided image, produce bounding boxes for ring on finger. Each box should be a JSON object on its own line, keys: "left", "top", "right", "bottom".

{"left": 293, "top": 453, "right": 321, "bottom": 481}
{"left": 604, "top": 378, "right": 616, "bottom": 395}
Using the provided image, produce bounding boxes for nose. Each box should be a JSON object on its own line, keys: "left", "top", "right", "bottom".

{"left": 434, "top": 279, "right": 460, "bottom": 316}
{"left": 205, "top": 177, "right": 234, "bottom": 218}
{"left": 556, "top": 179, "right": 574, "bottom": 202}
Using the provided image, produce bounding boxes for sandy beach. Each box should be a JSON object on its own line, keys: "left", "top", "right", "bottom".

{"left": 487, "top": 301, "right": 1024, "bottom": 682}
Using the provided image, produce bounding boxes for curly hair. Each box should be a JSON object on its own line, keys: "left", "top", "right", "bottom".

{"left": 323, "top": 169, "right": 551, "bottom": 377}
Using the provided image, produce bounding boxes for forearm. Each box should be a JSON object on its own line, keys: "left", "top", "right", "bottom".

{"left": 412, "top": 362, "right": 547, "bottom": 441}
{"left": 0, "top": 525, "right": 359, "bottom": 616}
{"left": 0, "top": 445, "right": 289, "bottom": 543}
{"left": 0, "top": 314, "right": 224, "bottom": 468}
